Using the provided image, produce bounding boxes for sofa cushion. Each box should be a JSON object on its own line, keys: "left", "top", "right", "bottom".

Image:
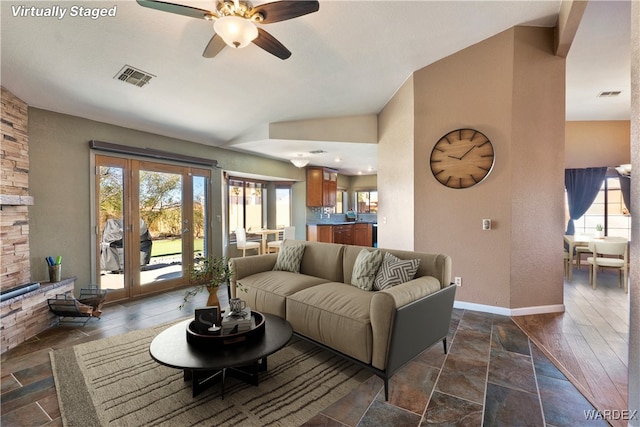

{"left": 273, "top": 243, "right": 305, "bottom": 273}
{"left": 373, "top": 252, "right": 420, "bottom": 290}
{"left": 286, "top": 282, "right": 374, "bottom": 364}
{"left": 283, "top": 240, "right": 345, "bottom": 283}
{"left": 350, "top": 249, "right": 383, "bottom": 291}
{"left": 238, "top": 271, "right": 329, "bottom": 318}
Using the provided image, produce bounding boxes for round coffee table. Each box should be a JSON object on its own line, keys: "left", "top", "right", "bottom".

{"left": 150, "top": 312, "right": 292, "bottom": 398}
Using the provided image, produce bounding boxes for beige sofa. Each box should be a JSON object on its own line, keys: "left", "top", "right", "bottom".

{"left": 230, "top": 240, "right": 455, "bottom": 399}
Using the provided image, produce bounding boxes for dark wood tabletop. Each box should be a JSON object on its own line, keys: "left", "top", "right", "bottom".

{"left": 149, "top": 313, "right": 293, "bottom": 371}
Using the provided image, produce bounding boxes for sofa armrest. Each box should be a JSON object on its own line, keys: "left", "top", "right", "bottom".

{"left": 385, "top": 285, "right": 456, "bottom": 374}
{"left": 229, "top": 254, "right": 277, "bottom": 297}
{"left": 370, "top": 279, "right": 454, "bottom": 370}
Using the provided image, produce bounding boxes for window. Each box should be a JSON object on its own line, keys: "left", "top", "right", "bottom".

{"left": 95, "top": 155, "right": 211, "bottom": 301}
{"left": 566, "top": 176, "right": 632, "bottom": 240}
{"left": 229, "top": 178, "right": 265, "bottom": 240}
{"left": 336, "top": 189, "right": 347, "bottom": 213}
{"left": 356, "top": 191, "right": 378, "bottom": 214}
{"left": 275, "top": 184, "right": 292, "bottom": 228}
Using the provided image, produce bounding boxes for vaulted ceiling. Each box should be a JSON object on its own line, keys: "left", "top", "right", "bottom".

{"left": 1, "top": 1, "right": 631, "bottom": 175}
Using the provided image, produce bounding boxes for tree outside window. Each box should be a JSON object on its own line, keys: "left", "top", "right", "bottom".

{"left": 336, "top": 190, "right": 347, "bottom": 213}
{"left": 229, "top": 178, "right": 264, "bottom": 240}
{"left": 356, "top": 191, "right": 378, "bottom": 214}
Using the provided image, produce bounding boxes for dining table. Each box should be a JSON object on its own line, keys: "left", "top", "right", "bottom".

{"left": 254, "top": 229, "right": 282, "bottom": 254}
{"left": 564, "top": 234, "right": 592, "bottom": 282}
{"left": 564, "top": 234, "right": 628, "bottom": 282}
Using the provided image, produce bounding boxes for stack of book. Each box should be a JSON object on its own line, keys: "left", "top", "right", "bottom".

{"left": 221, "top": 307, "right": 253, "bottom": 334}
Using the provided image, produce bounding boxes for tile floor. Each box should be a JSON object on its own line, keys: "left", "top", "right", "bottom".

{"left": 1, "top": 289, "right": 610, "bottom": 426}
{"left": 306, "top": 309, "right": 609, "bottom": 426}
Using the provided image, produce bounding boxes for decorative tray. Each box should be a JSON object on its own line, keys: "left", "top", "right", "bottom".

{"left": 186, "top": 311, "right": 265, "bottom": 347}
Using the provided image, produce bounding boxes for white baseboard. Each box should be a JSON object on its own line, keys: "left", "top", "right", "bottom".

{"left": 453, "top": 301, "right": 565, "bottom": 317}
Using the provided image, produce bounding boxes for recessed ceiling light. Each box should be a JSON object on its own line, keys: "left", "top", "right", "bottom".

{"left": 335, "top": 157, "right": 342, "bottom": 163}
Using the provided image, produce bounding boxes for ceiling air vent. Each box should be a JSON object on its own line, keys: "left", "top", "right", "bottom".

{"left": 597, "top": 91, "right": 621, "bottom": 97}
{"left": 309, "top": 150, "right": 326, "bottom": 154}
{"left": 114, "top": 65, "right": 155, "bottom": 88}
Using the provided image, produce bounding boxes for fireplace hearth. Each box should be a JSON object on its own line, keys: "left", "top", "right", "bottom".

{"left": 0, "top": 282, "right": 41, "bottom": 302}
{"left": 1, "top": 277, "right": 76, "bottom": 353}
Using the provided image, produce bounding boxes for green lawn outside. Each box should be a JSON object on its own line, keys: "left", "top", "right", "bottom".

{"left": 151, "top": 238, "right": 204, "bottom": 257}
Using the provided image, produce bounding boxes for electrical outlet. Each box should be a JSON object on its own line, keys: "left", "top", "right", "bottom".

{"left": 454, "top": 277, "right": 462, "bottom": 286}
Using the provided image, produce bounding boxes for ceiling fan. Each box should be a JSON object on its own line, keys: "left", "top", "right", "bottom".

{"left": 136, "top": 0, "right": 319, "bottom": 60}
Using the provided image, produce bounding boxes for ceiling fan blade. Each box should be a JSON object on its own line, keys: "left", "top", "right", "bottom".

{"left": 202, "top": 34, "right": 227, "bottom": 58}
{"left": 252, "top": 28, "right": 291, "bottom": 60}
{"left": 136, "top": 0, "right": 214, "bottom": 19}
{"left": 252, "top": 0, "right": 319, "bottom": 24}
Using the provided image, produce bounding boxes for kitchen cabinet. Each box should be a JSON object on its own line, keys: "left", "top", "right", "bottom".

{"left": 308, "top": 223, "right": 374, "bottom": 246}
{"left": 307, "top": 224, "right": 334, "bottom": 243}
{"left": 306, "top": 167, "right": 338, "bottom": 207}
{"left": 353, "top": 223, "right": 372, "bottom": 247}
{"left": 332, "top": 224, "right": 353, "bottom": 244}
{"left": 307, "top": 224, "right": 341, "bottom": 243}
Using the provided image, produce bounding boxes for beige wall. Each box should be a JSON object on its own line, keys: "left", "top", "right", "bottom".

{"left": 379, "top": 27, "right": 565, "bottom": 311}
{"left": 27, "top": 108, "right": 304, "bottom": 293}
{"left": 509, "top": 27, "right": 566, "bottom": 309}
{"left": 378, "top": 76, "right": 415, "bottom": 250}
{"left": 565, "top": 120, "right": 631, "bottom": 168}
{"left": 348, "top": 174, "right": 377, "bottom": 191}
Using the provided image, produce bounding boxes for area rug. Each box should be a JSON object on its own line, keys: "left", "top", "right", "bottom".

{"left": 50, "top": 321, "right": 371, "bottom": 427}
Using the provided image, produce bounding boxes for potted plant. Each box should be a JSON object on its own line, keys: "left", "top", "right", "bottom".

{"left": 179, "top": 255, "right": 232, "bottom": 310}
{"left": 595, "top": 224, "right": 604, "bottom": 238}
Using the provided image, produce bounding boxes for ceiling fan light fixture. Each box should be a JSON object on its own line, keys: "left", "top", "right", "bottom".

{"left": 214, "top": 15, "right": 258, "bottom": 48}
{"left": 291, "top": 157, "right": 309, "bottom": 168}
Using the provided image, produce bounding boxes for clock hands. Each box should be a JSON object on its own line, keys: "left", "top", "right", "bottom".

{"left": 447, "top": 145, "right": 476, "bottom": 160}
{"left": 461, "top": 145, "right": 477, "bottom": 159}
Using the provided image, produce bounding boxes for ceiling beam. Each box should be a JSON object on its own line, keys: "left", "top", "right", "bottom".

{"left": 555, "top": 0, "right": 589, "bottom": 58}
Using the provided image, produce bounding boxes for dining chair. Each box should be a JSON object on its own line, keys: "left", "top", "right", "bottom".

{"left": 563, "top": 249, "right": 571, "bottom": 280}
{"left": 575, "top": 244, "right": 593, "bottom": 269}
{"left": 235, "top": 228, "right": 260, "bottom": 257}
{"left": 267, "top": 226, "right": 295, "bottom": 253}
{"left": 586, "top": 239, "right": 629, "bottom": 293}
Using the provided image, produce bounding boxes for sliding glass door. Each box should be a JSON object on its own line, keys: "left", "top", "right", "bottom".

{"left": 95, "top": 155, "right": 211, "bottom": 301}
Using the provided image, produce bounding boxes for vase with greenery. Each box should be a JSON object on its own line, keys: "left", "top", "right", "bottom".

{"left": 595, "top": 224, "right": 604, "bottom": 238}
{"left": 179, "top": 256, "right": 232, "bottom": 310}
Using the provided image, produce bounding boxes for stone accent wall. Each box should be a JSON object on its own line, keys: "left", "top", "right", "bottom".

{"left": 0, "top": 86, "right": 55, "bottom": 354}
{"left": 1, "top": 86, "right": 32, "bottom": 291}
{"left": 0, "top": 279, "right": 75, "bottom": 353}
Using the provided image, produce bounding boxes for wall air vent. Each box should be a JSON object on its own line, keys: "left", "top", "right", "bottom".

{"left": 597, "top": 91, "right": 621, "bottom": 97}
{"left": 114, "top": 65, "right": 155, "bottom": 88}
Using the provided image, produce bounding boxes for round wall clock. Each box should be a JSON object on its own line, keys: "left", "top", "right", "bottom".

{"left": 429, "top": 128, "right": 495, "bottom": 189}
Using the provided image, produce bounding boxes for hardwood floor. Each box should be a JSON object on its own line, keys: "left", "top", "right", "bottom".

{"left": 513, "top": 265, "right": 630, "bottom": 427}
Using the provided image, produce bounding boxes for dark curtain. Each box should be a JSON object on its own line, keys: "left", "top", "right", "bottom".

{"left": 564, "top": 167, "right": 608, "bottom": 235}
{"left": 618, "top": 174, "right": 631, "bottom": 214}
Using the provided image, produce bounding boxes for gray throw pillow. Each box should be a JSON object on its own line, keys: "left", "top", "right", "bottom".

{"left": 273, "top": 244, "right": 306, "bottom": 273}
{"left": 374, "top": 252, "right": 420, "bottom": 290}
{"left": 351, "top": 249, "right": 383, "bottom": 291}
